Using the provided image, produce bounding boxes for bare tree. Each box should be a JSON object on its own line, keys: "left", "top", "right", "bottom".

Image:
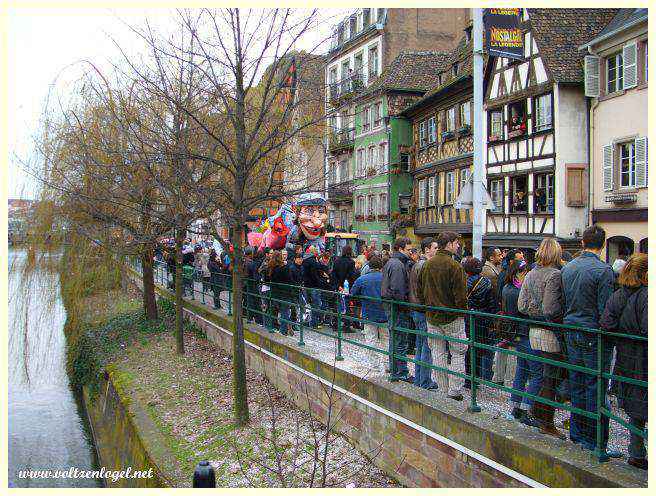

{"left": 112, "top": 8, "right": 333, "bottom": 425}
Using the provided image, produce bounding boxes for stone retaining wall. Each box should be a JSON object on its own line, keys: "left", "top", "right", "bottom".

{"left": 83, "top": 373, "right": 177, "bottom": 488}
{"left": 127, "top": 268, "right": 647, "bottom": 488}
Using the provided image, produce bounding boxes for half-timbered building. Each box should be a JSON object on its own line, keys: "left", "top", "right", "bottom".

{"left": 483, "top": 8, "right": 618, "bottom": 254}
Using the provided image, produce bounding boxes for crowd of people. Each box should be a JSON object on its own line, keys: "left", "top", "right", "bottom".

{"left": 155, "top": 225, "right": 647, "bottom": 469}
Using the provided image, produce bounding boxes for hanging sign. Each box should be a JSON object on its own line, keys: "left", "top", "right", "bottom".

{"left": 484, "top": 8, "right": 524, "bottom": 61}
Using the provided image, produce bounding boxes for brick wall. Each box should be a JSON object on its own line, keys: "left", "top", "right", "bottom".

{"left": 384, "top": 9, "right": 471, "bottom": 68}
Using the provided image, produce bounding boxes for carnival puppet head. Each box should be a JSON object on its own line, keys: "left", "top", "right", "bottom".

{"left": 294, "top": 193, "right": 327, "bottom": 240}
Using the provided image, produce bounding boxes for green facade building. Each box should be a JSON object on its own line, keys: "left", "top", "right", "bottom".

{"left": 349, "top": 51, "right": 451, "bottom": 247}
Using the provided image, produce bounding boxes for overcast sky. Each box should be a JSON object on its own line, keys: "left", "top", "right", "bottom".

{"left": 7, "top": 7, "right": 347, "bottom": 199}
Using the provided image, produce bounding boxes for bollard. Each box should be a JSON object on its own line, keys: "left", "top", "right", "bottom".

{"left": 192, "top": 461, "right": 216, "bottom": 487}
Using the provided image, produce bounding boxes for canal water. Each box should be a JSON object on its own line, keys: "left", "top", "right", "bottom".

{"left": 8, "top": 248, "right": 103, "bottom": 488}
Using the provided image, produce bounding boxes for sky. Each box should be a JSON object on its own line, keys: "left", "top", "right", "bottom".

{"left": 7, "top": 7, "right": 347, "bottom": 199}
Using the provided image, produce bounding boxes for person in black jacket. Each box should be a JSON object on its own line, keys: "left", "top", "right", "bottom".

{"left": 287, "top": 251, "right": 304, "bottom": 326}
{"left": 503, "top": 260, "right": 542, "bottom": 427}
{"left": 328, "top": 245, "right": 358, "bottom": 334}
{"left": 600, "top": 254, "right": 648, "bottom": 470}
{"left": 264, "top": 251, "right": 296, "bottom": 335}
{"left": 207, "top": 250, "right": 222, "bottom": 310}
{"left": 462, "top": 257, "right": 497, "bottom": 388}
{"left": 301, "top": 246, "right": 330, "bottom": 328}
{"left": 381, "top": 237, "right": 415, "bottom": 383}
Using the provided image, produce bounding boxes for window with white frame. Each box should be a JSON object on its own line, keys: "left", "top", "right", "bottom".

{"left": 375, "top": 101, "right": 383, "bottom": 127}
{"left": 534, "top": 94, "right": 552, "bottom": 131}
{"left": 419, "top": 120, "right": 427, "bottom": 147}
{"left": 428, "top": 116, "right": 437, "bottom": 143}
{"left": 445, "top": 107, "right": 456, "bottom": 132}
{"left": 328, "top": 210, "right": 336, "bottom": 226}
{"left": 367, "top": 146, "right": 375, "bottom": 173}
{"left": 620, "top": 141, "right": 636, "bottom": 188}
{"left": 489, "top": 179, "right": 503, "bottom": 212}
{"left": 460, "top": 100, "right": 471, "bottom": 127}
{"left": 459, "top": 168, "right": 471, "bottom": 193}
{"left": 339, "top": 159, "right": 348, "bottom": 182}
{"left": 428, "top": 176, "right": 436, "bottom": 206}
{"left": 356, "top": 148, "right": 364, "bottom": 176}
{"left": 362, "top": 8, "right": 371, "bottom": 27}
{"left": 445, "top": 170, "right": 456, "bottom": 203}
{"left": 367, "top": 194, "right": 377, "bottom": 217}
{"left": 489, "top": 109, "right": 503, "bottom": 141}
{"left": 535, "top": 173, "right": 554, "bottom": 213}
{"left": 607, "top": 52, "right": 624, "bottom": 93}
{"left": 379, "top": 142, "right": 387, "bottom": 172}
{"left": 379, "top": 193, "right": 388, "bottom": 215}
{"left": 357, "top": 196, "right": 365, "bottom": 216}
{"left": 418, "top": 179, "right": 427, "bottom": 208}
{"left": 371, "top": 103, "right": 379, "bottom": 128}
{"left": 362, "top": 106, "right": 370, "bottom": 132}
{"left": 368, "top": 45, "right": 379, "bottom": 78}
{"left": 328, "top": 162, "right": 337, "bottom": 184}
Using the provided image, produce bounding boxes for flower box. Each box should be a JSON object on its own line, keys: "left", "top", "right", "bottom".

{"left": 441, "top": 130, "right": 455, "bottom": 141}
{"left": 458, "top": 125, "right": 471, "bottom": 135}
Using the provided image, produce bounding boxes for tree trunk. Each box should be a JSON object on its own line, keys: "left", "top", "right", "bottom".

{"left": 231, "top": 224, "right": 249, "bottom": 425}
{"left": 174, "top": 228, "right": 185, "bottom": 355}
{"left": 141, "top": 244, "right": 158, "bottom": 320}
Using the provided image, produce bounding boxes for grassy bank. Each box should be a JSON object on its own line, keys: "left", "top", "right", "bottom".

{"left": 65, "top": 278, "right": 398, "bottom": 488}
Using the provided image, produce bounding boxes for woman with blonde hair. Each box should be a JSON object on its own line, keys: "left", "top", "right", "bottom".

{"left": 601, "top": 253, "right": 648, "bottom": 470}
{"left": 517, "top": 238, "right": 565, "bottom": 438}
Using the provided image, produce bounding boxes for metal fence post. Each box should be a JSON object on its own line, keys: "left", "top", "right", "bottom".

{"left": 336, "top": 293, "right": 344, "bottom": 361}
{"left": 595, "top": 332, "right": 607, "bottom": 462}
{"left": 388, "top": 301, "right": 396, "bottom": 376}
{"left": 468, "top": 314, "right": 481, "bottom": 413}
{"left": 297, "top": 297, "right": 305, "bottom": 346}
{"left": 267, "top": 289, "right": 274, "bottom": 333}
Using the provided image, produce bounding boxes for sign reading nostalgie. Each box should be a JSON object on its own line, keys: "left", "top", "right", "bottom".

{"left": 484, "top": 8, "right": 524, "bottom": 61}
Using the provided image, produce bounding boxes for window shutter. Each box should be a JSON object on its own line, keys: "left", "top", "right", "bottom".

{"left": 566, "top": 166, "right": 586, "bottom": 207}
{"left": 603, "top": 144, "right": 614, "bottom": 191}
{"left": 623, "top": 42, "right": 638, "bottom": 89}
{"left": 584, "top": 55, "right": 600, "bottom": 97}
{"left": 635, "top": 136, "right": 648, "bottom": 187}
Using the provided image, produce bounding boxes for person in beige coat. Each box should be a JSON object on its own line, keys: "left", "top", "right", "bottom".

{"left": 517, "top": 238, "right": 565, "bottom": 438}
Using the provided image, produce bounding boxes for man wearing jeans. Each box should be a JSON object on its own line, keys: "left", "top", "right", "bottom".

{"left": 561, "top": 225, "right": 620, "bottom": 459}
{"left": 408, "top": 237, "right": 439, "bottom": 390}
{"left": 418, "top": 232, "right": 468, "bottom": 401}
{"left": 381, "top": 237, "right": 415, "bottom": 383}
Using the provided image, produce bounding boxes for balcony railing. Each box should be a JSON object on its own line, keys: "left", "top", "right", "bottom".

{"left": 328, "top": 71, "right": 365, "bottom": 104}
{"left": 327, "top": 179, "right": 354, "bottom": 202}
{"left": 328, "top": 127, "right": 355, "bottom": 153}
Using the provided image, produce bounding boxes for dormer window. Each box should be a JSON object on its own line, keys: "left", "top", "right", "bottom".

{"left": 452, "top": 63, "right": 459, "bottom": 77}
{"left": 438, "top": 72, "right": 443, "bottom": 85}
{"left": 465, "top": 25, "right": 472, "bottom": 42}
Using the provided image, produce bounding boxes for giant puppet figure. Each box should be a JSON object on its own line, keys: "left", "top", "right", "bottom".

{"left": 286, "top": 193, "right": 328, "bottom": 252}
{"left": 246, "top": 193, "right": 327, "bottom": 253}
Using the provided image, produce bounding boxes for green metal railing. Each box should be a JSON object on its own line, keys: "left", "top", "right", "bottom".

{"left": 131, "top": 258, "right": 647, "bottom": 462}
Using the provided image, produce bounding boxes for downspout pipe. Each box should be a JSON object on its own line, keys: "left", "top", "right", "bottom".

{"left": 586, "top": 46, "right": 600, "bottom": 230}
